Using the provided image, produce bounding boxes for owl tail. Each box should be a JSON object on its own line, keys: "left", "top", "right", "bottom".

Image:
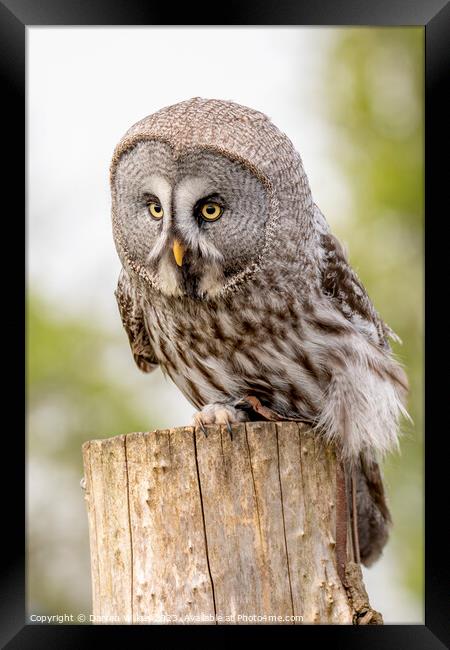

{"left": 352, "top": 455, "right": 392, "bottom": 567}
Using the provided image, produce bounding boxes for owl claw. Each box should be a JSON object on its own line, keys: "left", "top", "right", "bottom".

{"left": 191, "top": 403, "right": 248, "bottom": 435}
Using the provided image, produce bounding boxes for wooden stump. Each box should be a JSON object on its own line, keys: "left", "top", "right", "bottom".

{"left": 82, "top": 422, "right": 381, "bottom": 624}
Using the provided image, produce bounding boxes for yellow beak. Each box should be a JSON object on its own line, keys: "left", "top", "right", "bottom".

{"left": 172, "top": 239, "right": 185, "bottom": 267}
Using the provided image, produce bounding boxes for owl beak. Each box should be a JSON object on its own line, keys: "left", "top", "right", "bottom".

{"left": 172, "top": 239, "right": 185, "bottom": 267}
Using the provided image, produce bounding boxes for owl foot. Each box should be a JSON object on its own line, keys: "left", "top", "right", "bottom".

{"left": 192, "top": 403, "right": 248, "bottom": 439}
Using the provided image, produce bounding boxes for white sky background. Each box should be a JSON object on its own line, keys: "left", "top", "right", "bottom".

{"left": 27, "top": 27, "right": 421, "bottom": 623}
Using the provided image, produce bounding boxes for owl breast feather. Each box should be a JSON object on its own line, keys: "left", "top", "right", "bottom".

{"left": 142, "top": 286, "right": 407, "bottom": 463}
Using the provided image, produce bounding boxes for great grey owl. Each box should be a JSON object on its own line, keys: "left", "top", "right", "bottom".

{"left": 111, "top": 98, "right": 409, "bottom": 567}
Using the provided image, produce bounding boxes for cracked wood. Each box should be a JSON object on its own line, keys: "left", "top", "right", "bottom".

{"left": 82, "top": 422, "right": 380, "bottom": 624}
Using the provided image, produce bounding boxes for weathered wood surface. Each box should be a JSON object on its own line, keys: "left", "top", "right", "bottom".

{"left": 82, "top": 422, "right": 380, "bottom": 624}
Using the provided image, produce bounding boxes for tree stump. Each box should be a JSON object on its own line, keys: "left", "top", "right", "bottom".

{"left": 81, "top": 422, "right": 382, "bottom": 624}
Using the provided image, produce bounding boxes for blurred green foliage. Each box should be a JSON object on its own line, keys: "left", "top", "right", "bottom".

{"left": 324, "top": 28, "right": 424, "bottom": 601}
{"left": 28, "top": 295, "right": 157, "bottom": 465}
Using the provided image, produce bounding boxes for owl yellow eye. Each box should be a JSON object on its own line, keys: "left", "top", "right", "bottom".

{"left": 148, "top": 202, "right": 164, "bottom": 220}
{"left": 200, "top": 202, "right": 223, "bottom": 222}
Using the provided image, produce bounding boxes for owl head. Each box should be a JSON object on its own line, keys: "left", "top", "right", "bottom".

{"left": 111, "top": 98, "right": 321, "bottom": 300}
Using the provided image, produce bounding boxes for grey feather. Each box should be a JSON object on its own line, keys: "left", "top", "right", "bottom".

{"left": 115, "top": 270, "right": 158, "bottom": 373}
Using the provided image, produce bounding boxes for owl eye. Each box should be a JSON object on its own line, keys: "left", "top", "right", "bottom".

{"left": 200, "top": 202, "right": 223, "bottom": 222}
{"left": 148, "top": 202, "right": 164, "bottom": 220}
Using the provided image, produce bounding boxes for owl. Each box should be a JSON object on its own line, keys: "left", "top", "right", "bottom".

{"left": 111, "top": 98, "right": 409, "bottom": 567}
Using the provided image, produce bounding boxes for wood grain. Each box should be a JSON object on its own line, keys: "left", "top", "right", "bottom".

{"left": 82, "top": 422, "right": 380, "bottom": 624}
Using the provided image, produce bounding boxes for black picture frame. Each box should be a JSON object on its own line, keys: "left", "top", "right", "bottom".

{"left": 3, "top": 0, "right": 448, "bottom": 646}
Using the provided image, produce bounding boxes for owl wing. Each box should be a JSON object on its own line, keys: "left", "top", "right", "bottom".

{"left": 319, "top": 230, "right": 399, "bottom": 349}
{"left": 115, "top": 270, "right": 158, "bottom": 373}
{"left": 318, "top": 227, "right": 402, "bottom": 565}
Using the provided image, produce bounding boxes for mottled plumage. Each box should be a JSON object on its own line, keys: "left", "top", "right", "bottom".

{"left": 111, "top": 98, "right": 409, "bottom": 566}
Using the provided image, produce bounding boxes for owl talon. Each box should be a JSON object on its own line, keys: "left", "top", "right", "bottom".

{"left": 191, "top": 403, "right": 248, "bottom": 433}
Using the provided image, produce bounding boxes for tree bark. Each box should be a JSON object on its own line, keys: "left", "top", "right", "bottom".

{"left": 82, "top": 422, "right": 382, "bottom": 624}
